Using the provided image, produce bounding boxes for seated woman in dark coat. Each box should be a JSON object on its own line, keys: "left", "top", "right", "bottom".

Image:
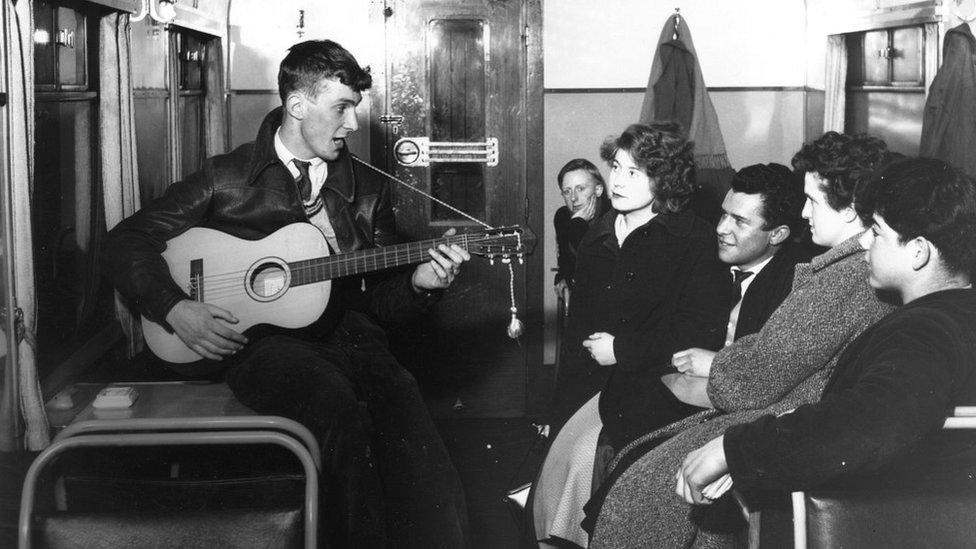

{"left": 553, "top": 158, "right": 610, "bottom": 305}
{"left": 535, "top": 123, "right": 731, "bottom": 548}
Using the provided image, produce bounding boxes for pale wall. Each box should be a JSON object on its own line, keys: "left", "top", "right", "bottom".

{"left": 226, "top": 0, "right": 374, "bottom": 154}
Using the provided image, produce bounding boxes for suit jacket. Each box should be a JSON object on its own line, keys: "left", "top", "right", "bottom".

{"left": 734, "top": 246, "right": 806, "bottom": 341}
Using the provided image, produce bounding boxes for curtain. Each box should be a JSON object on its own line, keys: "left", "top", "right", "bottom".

{"left": 204, "top": 37, "right": 227, "bottom": 156}
{"left": 100, "top": 12, "right": 143, "bottom": 357}
{"left": 823, "top": 35, "right": 847, "bottom": 133}
{"left": 4, "top": 0, "right": 48, "bottom": 451}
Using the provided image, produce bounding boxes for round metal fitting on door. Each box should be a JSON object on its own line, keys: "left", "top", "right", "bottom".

{"left": 394, "top": 138, "right": 422, "bottom": 166}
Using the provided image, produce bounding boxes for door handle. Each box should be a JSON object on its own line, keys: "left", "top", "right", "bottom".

{"left": 380, "top": 114, "right": 404, "bottom": 135}
{"left": 394, "top": 137, "right": 499, "bottom": 167}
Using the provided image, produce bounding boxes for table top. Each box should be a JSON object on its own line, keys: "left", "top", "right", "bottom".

{"left": 47, "top": 381, "right": 254, "bottom": 429}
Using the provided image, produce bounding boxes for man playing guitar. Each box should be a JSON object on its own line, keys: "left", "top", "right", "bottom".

{"left": 105, "top": 40, "right": 470, "bottom": 548}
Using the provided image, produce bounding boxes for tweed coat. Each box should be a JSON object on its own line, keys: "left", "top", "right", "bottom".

{"left": 590, "top": 234, "right": 896, "bottom": 548}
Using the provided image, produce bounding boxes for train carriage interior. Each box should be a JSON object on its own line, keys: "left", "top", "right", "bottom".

{"left": 1, "top": 0, "right": 976, "bottom": 547}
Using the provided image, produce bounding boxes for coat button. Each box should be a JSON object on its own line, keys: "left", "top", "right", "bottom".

{"left": 625, "top": 271, "right": 636, "bottom": 281}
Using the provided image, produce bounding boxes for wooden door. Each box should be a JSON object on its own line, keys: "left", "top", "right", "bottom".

{"left": 371, "top": 0, "right": 543, "bottom": 418}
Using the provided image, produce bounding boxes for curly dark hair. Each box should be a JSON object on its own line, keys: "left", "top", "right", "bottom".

{"left": 856, "top": 157, "right": 976, "bottom": 279}
{"left": 600, "top": 122, "right": 696, "bottom": 213}
{"left": 791, "top": 131, "right": 889, "bottom": 211}
{"left": 278, "top": 40, "right": 372, "bottom": 104}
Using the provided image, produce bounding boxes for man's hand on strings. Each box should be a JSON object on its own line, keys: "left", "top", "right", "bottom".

{"left": 166, "top": 299, "right": 248, "bottom": 361}
{"left": 412, "top": 228, "right": 472, "bottom": 292}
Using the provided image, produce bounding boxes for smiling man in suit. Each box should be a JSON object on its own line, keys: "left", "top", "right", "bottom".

{"left": 671, "top": 162, "right": 808, "bottom": 379}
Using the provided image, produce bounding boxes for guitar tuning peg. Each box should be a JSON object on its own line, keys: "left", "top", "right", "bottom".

{"left": 518, "top": 255, "right": 524, "bottom": 265}
{"left": 502, "top": 256, "right": 511, "bottom": 264}
{"left": 489, "top": 257, "right": 495, "bottom": 266}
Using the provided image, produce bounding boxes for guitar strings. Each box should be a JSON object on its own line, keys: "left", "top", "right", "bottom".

{"left": 195, "top": 247, "right": 445, "bottom": 300}
{"left": 184, "top": 232, "right": 480, "bottom": 287}
{"left": 181, "top": 232, "right": 522, "bottom": 300}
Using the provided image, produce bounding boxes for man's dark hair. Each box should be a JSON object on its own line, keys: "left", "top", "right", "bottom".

{"left": 856, "top": 157, "right": 976, "bottom": 279}
{"left": 791, "top": 131, "right": 889, "bottom": 211}
{"left": 278, "top": 40, "right": 372, "bottom": 104}
{"left": 730, "top": 163, "right": 805, "bottom": 232}
{"left": 600, "top": 122, "right": 696, "bottom": 213}
{"left": 557, "top": 158, "right": 605, "bottom": 189}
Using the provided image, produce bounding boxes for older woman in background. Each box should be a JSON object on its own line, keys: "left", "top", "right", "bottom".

{"left": 553, "top": 158, "right": 610, "bottom": 305}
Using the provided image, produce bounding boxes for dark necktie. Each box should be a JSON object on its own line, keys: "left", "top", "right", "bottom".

{"left": 293, "top": 159, "right": 312, "bottom": 201}
{"left": 732, "top": 270, "right": 754, "bottom": 306}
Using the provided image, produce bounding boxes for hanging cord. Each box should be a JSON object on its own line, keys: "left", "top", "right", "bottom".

{"left": 351, "top": 156, "right": 524, "bottom": 339}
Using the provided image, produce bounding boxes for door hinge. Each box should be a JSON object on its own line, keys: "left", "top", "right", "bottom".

{"left": 522, "top": 25, "right": 531, "bottom": 48}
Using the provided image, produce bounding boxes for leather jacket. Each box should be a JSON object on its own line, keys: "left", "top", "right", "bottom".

{"left": 105, "top": 107, "right": 430, "bottom": 336}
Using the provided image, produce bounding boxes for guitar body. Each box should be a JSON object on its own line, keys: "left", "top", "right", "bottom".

{"left": 141, "top": 223, "right": 332, "bottom": 363}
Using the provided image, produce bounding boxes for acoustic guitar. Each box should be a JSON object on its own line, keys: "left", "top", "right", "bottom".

{"left": 142, "top": 222, "right": 532, "bottom": 363}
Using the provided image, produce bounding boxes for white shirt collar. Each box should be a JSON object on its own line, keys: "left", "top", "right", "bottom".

{"left": 732, "top": 253, "right": 775, "bottom": 297}
{"left": 274, "top": 129, "right": 328, "bottom": 201}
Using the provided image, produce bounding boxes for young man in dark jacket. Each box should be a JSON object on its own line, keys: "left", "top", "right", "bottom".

{"left": 677, "top": 157, "right": 976, "bottom": 508}
{"left": 105, "top": 40, "right": 470, "bottom": 548}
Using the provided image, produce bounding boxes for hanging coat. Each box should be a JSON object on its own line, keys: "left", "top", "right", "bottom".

{"left": 920, "top": 23, "right": 976, "bottom": 178}
{"left": 640, "top": 14, "right": 733, "bottom": 225}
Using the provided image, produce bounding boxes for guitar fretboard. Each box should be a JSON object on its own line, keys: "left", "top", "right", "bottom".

{"left": 288, "top": 232, "right": 506, "bottom": 286}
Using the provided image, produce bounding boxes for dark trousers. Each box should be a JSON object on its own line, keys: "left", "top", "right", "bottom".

{"left": 225, "top": 315, "right": 469, "bottom": 548}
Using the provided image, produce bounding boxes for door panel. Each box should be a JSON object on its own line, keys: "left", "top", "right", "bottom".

{"left": 378, "top": 0, "right": 538, "bottom": 417}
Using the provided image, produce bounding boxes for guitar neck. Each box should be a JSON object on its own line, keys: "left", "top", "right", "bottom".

{"left": 289, "top": 233, "right": 475, "bottom": 285}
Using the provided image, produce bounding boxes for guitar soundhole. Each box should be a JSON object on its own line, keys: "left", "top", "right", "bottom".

{"left": 248, "top": 261, "right": 289, "bottom": 301}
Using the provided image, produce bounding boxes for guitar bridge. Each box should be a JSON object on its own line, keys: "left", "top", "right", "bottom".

{"left": 189, "top": 258, "right": 203, "bottom": 301}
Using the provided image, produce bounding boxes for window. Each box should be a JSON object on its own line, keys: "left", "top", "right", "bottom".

{"left": 131, "top": 21, "right": 212, "bottom": 201}
{"left": 32, "top": 0, "right": 117, "bottom": 379}
{"left": 845, "top": 25, "right": 927, "bottom": 155}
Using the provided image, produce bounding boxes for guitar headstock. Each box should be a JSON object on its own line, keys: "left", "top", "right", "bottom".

{"left": 469, "top": 225, "right": 536, "bottom": 265}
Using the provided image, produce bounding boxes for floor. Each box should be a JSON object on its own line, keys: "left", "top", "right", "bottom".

{"left": 0, "top": 418, "right": 547, "bottom": 548}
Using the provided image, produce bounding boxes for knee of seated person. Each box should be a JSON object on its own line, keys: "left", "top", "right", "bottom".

{"left": 243, "top": 334, "right": 316, "bottom": 362}
{"left": 388, "top": 365, "right": 420, "bottom": 391}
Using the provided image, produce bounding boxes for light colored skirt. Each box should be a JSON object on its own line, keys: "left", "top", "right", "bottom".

{"left": 533, "top": 393, "right": 602, "bottom": 548}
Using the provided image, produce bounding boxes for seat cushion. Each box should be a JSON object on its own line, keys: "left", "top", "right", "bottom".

{"left": 35, "top": 508, "right": 303, "bottom": 549}
{"left": 57, "top": 444, "right": 305, "bottom": 512}
{"left": 804, "top": 489, "right": 976, "bottom": 549}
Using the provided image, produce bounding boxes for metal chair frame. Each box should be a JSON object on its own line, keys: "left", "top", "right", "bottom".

{"left": 788, "top": 410, "right": 976, "bottom": 549}
{"left": 19, "top": 431, "right": 319, "bottom": 549}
